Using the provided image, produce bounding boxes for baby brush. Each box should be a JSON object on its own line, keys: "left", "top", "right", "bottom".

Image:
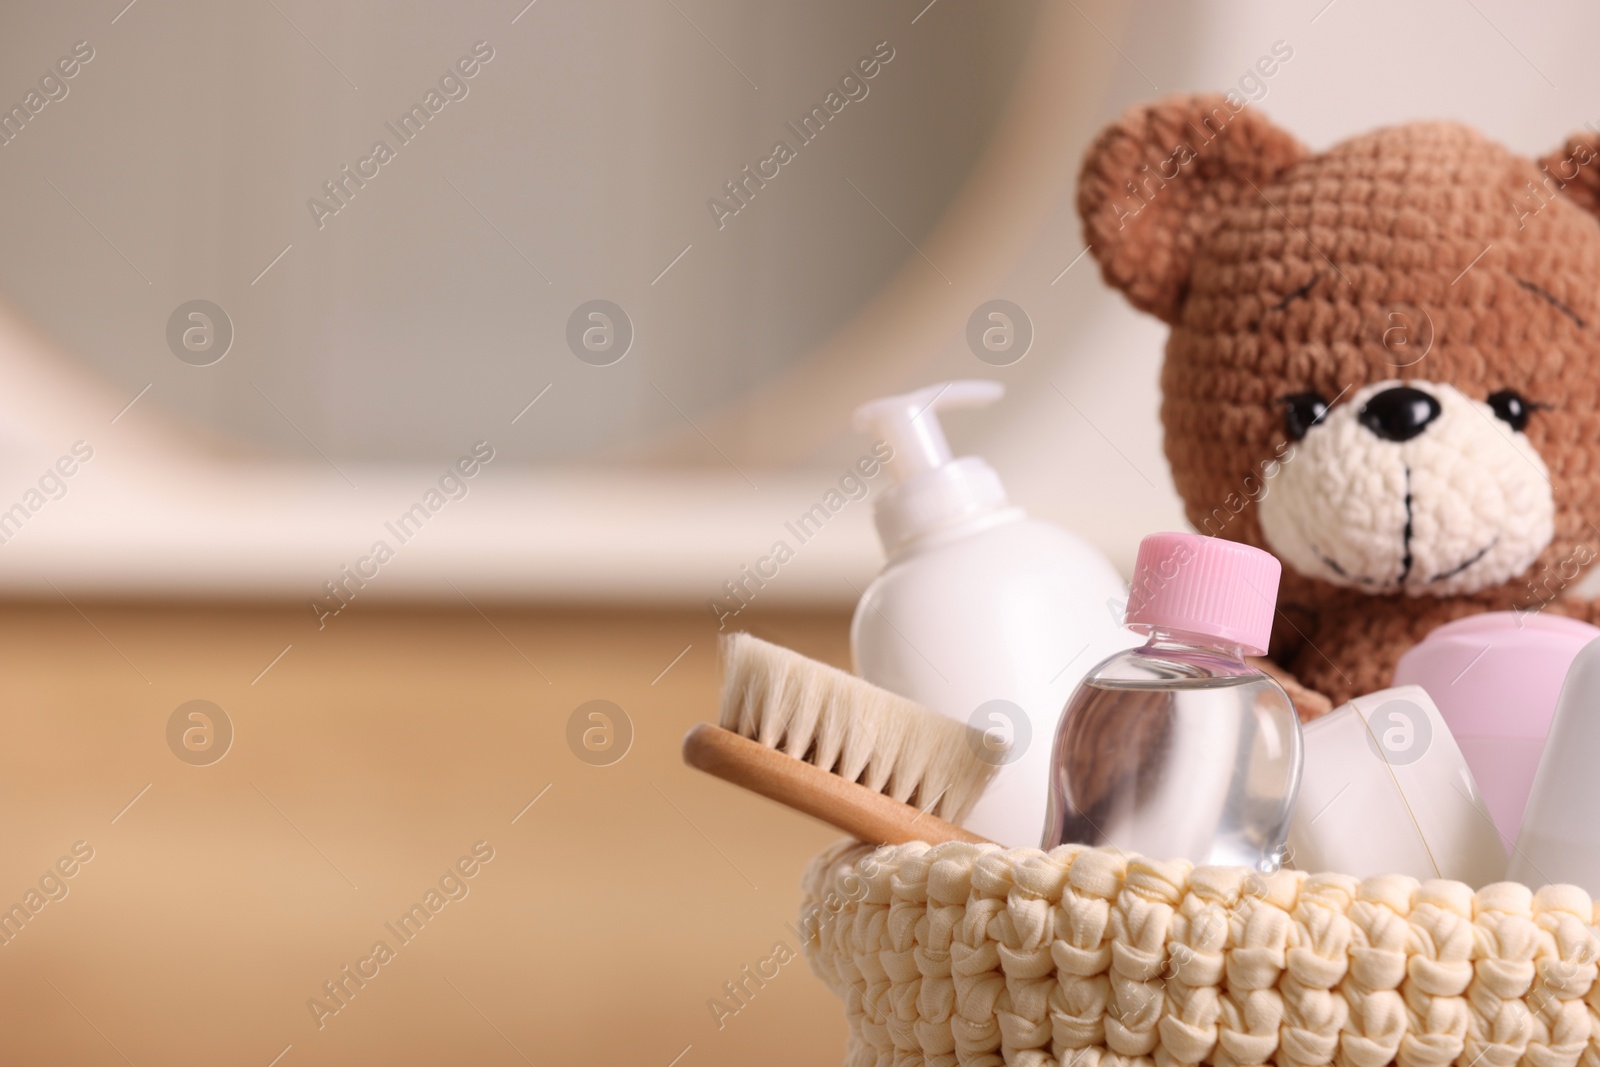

{"left": 681, "top": 633, "right": 995, "bottom": 846}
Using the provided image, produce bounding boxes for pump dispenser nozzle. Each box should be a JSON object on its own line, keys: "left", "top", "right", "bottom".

{"left": 853, "top": 380, "right": 1012, "bottom": 555}
{"left": 853, "top": 380, "right": 1004, "bottom": 482}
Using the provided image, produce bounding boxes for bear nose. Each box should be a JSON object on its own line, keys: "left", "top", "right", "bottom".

{"left": 1359, "top": 386, "right": 1441, "bottom": 442}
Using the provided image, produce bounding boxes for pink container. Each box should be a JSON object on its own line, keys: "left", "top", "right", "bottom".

{"left": 1392, "top": 611, "right": 1600, "bottom": 844}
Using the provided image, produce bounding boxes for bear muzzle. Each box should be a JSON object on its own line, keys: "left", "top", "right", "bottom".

{"left": 1257, "top": 380, "right": 1554, "bottom": 597}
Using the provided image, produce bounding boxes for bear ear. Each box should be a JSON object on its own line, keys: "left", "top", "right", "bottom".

{"left": 1541, "top": 133, "right": 1600, "bottom": 217}
{"left": 1077, "top": 93, "right": 1309, "bottom": 324}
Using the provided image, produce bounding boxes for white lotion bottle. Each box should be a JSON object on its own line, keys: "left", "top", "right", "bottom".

{"left": 850, "top": 380, "right": 1138, "bottom": 847}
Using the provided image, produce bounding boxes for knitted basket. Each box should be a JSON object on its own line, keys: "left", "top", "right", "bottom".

{"left": 798, "top": 840, "right": 1600, "bottom": 1067}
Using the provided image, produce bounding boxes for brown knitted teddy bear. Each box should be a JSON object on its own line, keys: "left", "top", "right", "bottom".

{"left": 1078, "top": 93, "right": 1600, "bottom": 715}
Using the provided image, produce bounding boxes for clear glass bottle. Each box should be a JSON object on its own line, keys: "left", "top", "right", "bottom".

{"left": 1040, "top": 533, "right": 1302, "bottom": 872}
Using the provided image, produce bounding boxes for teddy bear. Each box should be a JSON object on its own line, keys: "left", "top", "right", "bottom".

{"left": 1076, "top": 93, "right": 1600, "bottom": 715}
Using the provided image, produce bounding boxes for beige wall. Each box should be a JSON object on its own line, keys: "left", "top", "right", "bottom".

{"left": 0, "top": 0, "right": 1040, "bottom": 463}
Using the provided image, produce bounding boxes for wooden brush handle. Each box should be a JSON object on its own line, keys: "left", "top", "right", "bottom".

{"left": 681, "top": 723, "right": 991, "bottom": 847}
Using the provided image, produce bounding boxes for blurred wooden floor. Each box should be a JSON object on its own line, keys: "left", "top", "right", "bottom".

{"left": 0, "top": 600, "right": 855, "bottom": 1066}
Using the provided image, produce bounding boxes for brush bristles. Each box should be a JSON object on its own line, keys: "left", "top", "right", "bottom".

{"left": 719, "top": 633, "right": 996, "bottom": 824}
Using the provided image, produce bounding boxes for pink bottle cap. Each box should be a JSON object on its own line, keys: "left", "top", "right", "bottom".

{"left": 1124, "top": 532, "right": 1281, "bottom": 656}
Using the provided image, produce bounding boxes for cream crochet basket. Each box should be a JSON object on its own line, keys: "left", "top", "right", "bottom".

{"left": 799, "top": 840, "right": 1600, "bottom": 1067}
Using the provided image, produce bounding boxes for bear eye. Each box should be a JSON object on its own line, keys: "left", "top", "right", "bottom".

{"left": 1487, "top": 389, "right": 1533, "bottom": 432}
{"left": 1280, "top": 391, "right": 1330, "bottom": 441}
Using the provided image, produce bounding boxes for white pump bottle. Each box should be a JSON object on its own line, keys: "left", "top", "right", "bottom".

{"left": 850, "top": 380, "right": 1137, "bottom": 847}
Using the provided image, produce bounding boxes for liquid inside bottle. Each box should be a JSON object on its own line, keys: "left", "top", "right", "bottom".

{"left": 1040, "top": 631, "right": 1302, "bottom": 871}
